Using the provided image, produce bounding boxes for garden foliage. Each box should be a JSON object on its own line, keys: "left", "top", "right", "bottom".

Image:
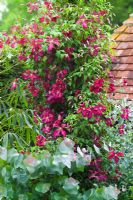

{"left": 0, "top": 0, "right": 132, "bottom": 199}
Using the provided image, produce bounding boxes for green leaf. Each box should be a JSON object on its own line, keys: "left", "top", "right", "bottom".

{"left": 94, "top": 144, "right": 101, "bottom": 155}
{"left": 23, "top": 155, "right": 41, "bottom": 173}
{"left": 0, "top": 146, "right": 7, "bottom": 161}
{"left": 22, "top": 112, "right": 33, "bottom": 129}
{"left": 103, "top": 186, "right": 120, "bottom": 200}
{"left": 63, "top": 177, "right": 79, "bottom": 195}
{"left": 51, "top": 192, "right": 68, "bottom": 200}
{"left": 58, "top": 138, "right": 75, "bottom": 154}
{"left": 2, "top": 133, "right": 9, "bottom": 148}
{"left": 18, "top": 194, "right": 29, "bottom": 200}
{"left": 35, "top": 183, "right": 51, "bottom": 194}
{"left": 0, "top": 185, "right": 7, "bottom": 199}
{"left": 103, "top": 142, "right": 109, "bottom": 152}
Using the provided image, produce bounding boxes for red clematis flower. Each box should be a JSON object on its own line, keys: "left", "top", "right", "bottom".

{"left": 0, "top": 40, "right": 3, "bottom": 48}
{"left": 90, "top": 78, "right": 104, "bottom": 94}
{"left": 108, "top": 83, "right": 115, "bottom": 92}
{"left": 108, "top": 151, "right": 124, "bottom": 164}
{"left": 121, "top": 108, "right": 129, "bottom": 120}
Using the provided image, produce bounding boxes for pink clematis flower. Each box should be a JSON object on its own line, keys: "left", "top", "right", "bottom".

{"left": 36, "top": 135, "right": 46, "bottom": 146}
{"left": 10, "top": 78, "right": 18, "bottom": 90}
{"left": 53, "top": 123, "right": 67, "bottom": 138}
{"left": 46, "top": 36, "right": 60, "bottom": 53}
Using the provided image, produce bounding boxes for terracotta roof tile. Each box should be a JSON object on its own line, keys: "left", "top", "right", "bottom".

{"left": 118, "top": 56, "right": 133, "bottom": 64}
{"left": 112, "top": 71, "right": 133, "bottom": 79}
{"left": 108, "top": 93, "right": 133, "bottom": 100}
{"left": 112, "top": 64, "right": 133, "bottom": 71}
{"left": 114, "top": 86, "right": 133, "bottom": 94}
{"left": 112, "top": 33, "right": 120, "bottom": 40}
{"left": 123, "top": 17, "right": 133, "bottom": 26}
{"left": 115, "top": 49, "right": 133, "bottom": 56}
{"left": 110, "top": 14, "right": 133, "bottom": 100}
{"left": 115, "top": 42, "right": 133, "bottom": 50}
{"left": 125, "top": 27, "right": 133, "bottom": 34}
{"left": 114, "top": 25, "right": 127, "bottom": 33}
{"left": 111, "top": 42, "right": 120, "bottom": 49}
{"left": 114, "top": 78, "right": 133, "bottom": 86}
{"left": 116, "top": 34, "right": 133, "bottom": 42}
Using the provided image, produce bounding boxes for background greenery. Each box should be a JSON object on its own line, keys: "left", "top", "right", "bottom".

{"left": 111, "top": 0, "right": 133, "bottom": 25}
{"left": 0, "top": 0, "right": 32, "bottom": 32}
{"left": 0, "top": 0, "right": 133, "bottom": 32}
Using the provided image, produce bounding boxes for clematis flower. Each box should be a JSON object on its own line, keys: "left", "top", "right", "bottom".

{"left": 21, "top": 70, "right": 39, "bottom": 81}
{"left": 10, "top": 78, "right": 18, "bottom": 90}
{"left": 105, "top": 118, "right": 113, "bottom": 126}
{"left": 89, "top": 170, "right": 108, "bottom": 182}
{"left": 64, "top": 47, "right": 75, "bottom": 61}
{"left": 77, "top": 15, "right": 89, "bottom": 29}
{"left": 17, "top": 37, "right": 28, "bottom": 46}
{"left": 44, "top": 1, "right": 53, "bottom": 10}
{"left": 46, "top": 36, "right": 60, "bottom": 53}
{"left": 75, "top": 89, "right": 81, "bottom": 97}
{"left": 108, "top": 151, "right": 124, "bottom": 164}
{"left": 122, "top": 78, "right": 127, "bottom": 86}
{"left": 40, "top": 108, "right": 55, "bottom": 124}
{"left": 42, "top": 125, "right": 51, "bottom": 134}
{"left": 5, "top": 37, "right": 11, "bottom": 44}
{"left": 93, "top": 135, "right": 101, "bottom": 147}
{"left": 92, "top": 104, "right": 106, "bottom": 116}
{"left": 18, "top": 53, "right": 27, "bottom": 61}
{"left": 108, "top": 83, "right": 115, "bottom": 92}
{"left": 56, "top": 69, "right": 68, "bottom": 79}
{"left": 36, "top": 135, "right": 46, "bottom": 146}
{"left": 53, "top": 123, "right": 67, "bottom": 138}
{"left": 27, "top": 2, "right": 39, "bottom": 13}
{"left": 63, "top": 30, "right": 73, "bottom": 38}
{"left": 0, "top": 40, "right": 3, "bottom": 48}
{"left": 121, "top": 108, "right": 129, "bottom": 120}
{"left": 90, "top": 78, "right": 104, "bottom": 94}
{"left": 39, "top": 16, "right": 45, "bottom": 23}
{"left": 29, "top": 86, "right": 39, "bottom": 97}
{"left": 119, "top": 124, "right": 125, "bottom": 135}
{"left": 51, "top": 15, "right": 60, "bottom": 22}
